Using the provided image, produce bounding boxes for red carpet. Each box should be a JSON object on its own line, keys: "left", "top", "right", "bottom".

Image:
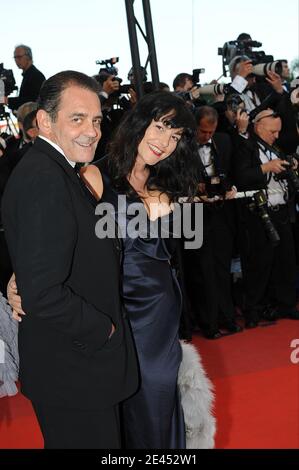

{"left": 0, "top": 319, "right": 298, "bottom": 448}
{"left": 193, "top": 319, "right": 299, "bottom": 448}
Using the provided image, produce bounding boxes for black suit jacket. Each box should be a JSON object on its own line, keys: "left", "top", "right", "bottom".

{"left": 199, "top": 133, "right": 236, "bottom": 230}
{"left": 2, "top": 137, "right": 138, "bottom": 409}
{"left": 233, "top": 133, "right": 268, "bottom": 191}
{"left": 8, "top": 65, "right": 45, "bottom": 110}
{"left": 211, "top": 132, "right": 233, "bottom": 179}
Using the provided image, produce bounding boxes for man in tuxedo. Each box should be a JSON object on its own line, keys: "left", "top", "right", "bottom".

{"left": 184, "top": 106, "right": 240, "bottom": 339}
{"left": 8, "top": 45, "right": 45, "bottom": 111}
{"left": 2, "top": 71, "right": 138, "bottom": 448}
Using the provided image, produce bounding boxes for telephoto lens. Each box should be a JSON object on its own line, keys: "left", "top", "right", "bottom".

{"left": 251, "top": 60, "right": 285, "bottom": 77}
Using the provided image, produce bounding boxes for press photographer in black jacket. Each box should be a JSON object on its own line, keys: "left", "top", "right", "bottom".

{"left": 184, "top": 106, "right": 240, "bottom": 339}
{"left": 234, "top": 109, "right": 299, "bottom": 326}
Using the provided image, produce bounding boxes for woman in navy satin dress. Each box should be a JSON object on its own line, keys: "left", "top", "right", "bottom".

{"left": 89, "top": 92, "right": 200, "bottom": 449}
{"left": 98, "top": 164, "right": 186, "bottom": 448}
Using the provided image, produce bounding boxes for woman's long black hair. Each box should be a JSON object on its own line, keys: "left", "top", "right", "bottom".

{"left": 107, "top": 91, "right": 200, "bottom": 202}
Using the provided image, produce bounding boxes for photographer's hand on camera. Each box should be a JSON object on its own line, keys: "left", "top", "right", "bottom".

{"left": 266, "top": 70, "right": 284, "bottom": 95}
{"left": 236, "top": 108, "right": 249, "bottom": 134}
{"left": 261, "top": 158, "right": 289, "bottom": 174}
{"left": 236, "top": 60, "right": 253, "bottom": 78}
{"left": 190, "top": 86, "right": 201, "bottom": 100}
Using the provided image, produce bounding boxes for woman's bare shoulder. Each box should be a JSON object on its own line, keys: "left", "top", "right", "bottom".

{"left": 80, "top": 164, "right": 103, "bottom": 200}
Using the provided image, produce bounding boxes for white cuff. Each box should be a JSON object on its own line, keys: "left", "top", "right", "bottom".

{"left": 231, "top": 75, "right": 248, "bottom": 93}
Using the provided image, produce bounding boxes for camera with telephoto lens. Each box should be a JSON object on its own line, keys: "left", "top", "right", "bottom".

{"left": 247, "top": 190, "right": 280, "bottom": 246}
{"left": 218, "top": 39, "right": 274, "bottom": 77}
{"left": 251, "top": 60, "right": 287, "bottom": 77}
{"left": 274, "top": 154, "right": 299, "bottom": 192}
{"left": 196, "top": 83, "right": 230, "bottom": 96}
{"left": 193, "top": 68, "right": 232, "bottom": 97}
{"left": 178, "top": 68, "right": 230, "bottom": 101}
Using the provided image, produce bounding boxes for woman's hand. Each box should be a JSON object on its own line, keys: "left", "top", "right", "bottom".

{"left": 7, "top": 273, "right": 26, "bottom": 322}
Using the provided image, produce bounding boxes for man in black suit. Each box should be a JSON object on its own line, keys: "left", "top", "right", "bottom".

{"left": 184, "top": 106, "right": 240, "bottom": 339}
{"left": 234, "top": 109, "right": 299, "bottom": 326}
{"left": 8, "top": 45, "right": 45, "bottom": 111}
{"left": 2, "top": 71, "right": 138, "bottom": 448}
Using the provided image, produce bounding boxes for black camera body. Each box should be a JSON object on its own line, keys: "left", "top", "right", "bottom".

{"left": 0, "top": 63, "right": 16, "bottom": 97}
{"left": 95, "top": 57, "right": 119, "bottom": 76}
{"left": 274, "top": 154, "right": 299, "bottom": 192}
{"left": 218, "top": 39, "right": 273, "bottom": 77}
{"left": 203, "top": 171, "right": 231, "bottom": 199}
{"left": 247, "top": 190, "right": 280, "bottom": 246}
{"left": 225, "top": 93, "right": 248, "bottom": 115}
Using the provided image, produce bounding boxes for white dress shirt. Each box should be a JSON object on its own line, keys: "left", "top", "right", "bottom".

{"left": 258, "top": 146, "right": 287, "bottom": 206}
{"left": 38, "top": 135, "right": 76, "bottom": 168}
{"left": 198, "top": 140, "right": 215, "bottom": 177}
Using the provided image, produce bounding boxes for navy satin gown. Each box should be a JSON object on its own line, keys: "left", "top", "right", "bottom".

{"left": 100, "top": 169, "right": 185, "bottom": 449}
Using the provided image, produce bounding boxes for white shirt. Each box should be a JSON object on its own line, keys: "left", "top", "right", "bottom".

{"left": 258, "top": 147, "right": 287, "bottom": 206}
{"left": 198, "top": 140, "right": 215, "bottom": 177}
{"left": 38, "top": 135, "right": 76, "bottom": 168}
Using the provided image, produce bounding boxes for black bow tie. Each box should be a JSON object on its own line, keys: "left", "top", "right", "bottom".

{"left": 199, "top": 142, "right": 212, "bottom": 149}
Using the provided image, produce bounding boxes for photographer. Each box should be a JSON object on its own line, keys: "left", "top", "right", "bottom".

{"left": 93, "top": 70, "right": 127, "bottom": 160}
{"left": 7, "top": 45, "right": 45, "bottom": 111}
{"left": 228, "top": 55, "right": 285, "bottom": 112}
{"left": 228, "top": 55, "right": 299, "bottom": 153}
{"left": 215, "top": 93, "right": 250, "bottom": 137}
{"left": 234, "top": 109, "right": 299, "bottom": 326}
{"left": 184, "top": 106, "right": 240, "bottom": 339}
{"left": 172, "top": 72, "right": 206, "bottom": 107}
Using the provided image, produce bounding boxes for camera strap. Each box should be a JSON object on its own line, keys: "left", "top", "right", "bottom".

{"left": 257, "top": 141, "right": 288, "bottom": 203}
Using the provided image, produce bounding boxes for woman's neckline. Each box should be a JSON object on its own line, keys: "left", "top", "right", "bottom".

{"left": 126, "top": 178, "right": 173, "bottom": 222}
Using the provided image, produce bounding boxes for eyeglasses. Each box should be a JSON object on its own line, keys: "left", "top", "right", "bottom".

{"left": 13, "top": 54, "right": 26, "bottom": 59}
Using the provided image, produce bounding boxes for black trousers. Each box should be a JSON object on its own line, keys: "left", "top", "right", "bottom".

{"left": 239, "top": 205, "right": 296, "bottom": 319}
{"left": 32, "top": 401, "right": 121, "bottom": 449}
{"left": 184, "top": 203, "right": 236, "bottom": 332}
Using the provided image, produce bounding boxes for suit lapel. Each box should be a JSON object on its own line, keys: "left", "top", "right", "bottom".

{"left": 32, "top": 138, "right": 121, "bottom": 254}
{"left": 33, "top": 137, "right": 96, "bottom": 205}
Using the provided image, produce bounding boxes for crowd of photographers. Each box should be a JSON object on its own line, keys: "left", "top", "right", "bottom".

{"left": 1, "top": 35, "right": 299, "bottom": 339}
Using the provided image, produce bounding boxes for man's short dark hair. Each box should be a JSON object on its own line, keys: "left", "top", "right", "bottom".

{"left": 23, "top": 110, "right": 37, "bottom": 138}
{"left": 37, "top": 70, "right": 100, "bottom": 122}
{"left": 194, "top": 106, "right": 218, "bottom": 125}
{"left": 172, "top": 73, "right": 193, "bottom": 90}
